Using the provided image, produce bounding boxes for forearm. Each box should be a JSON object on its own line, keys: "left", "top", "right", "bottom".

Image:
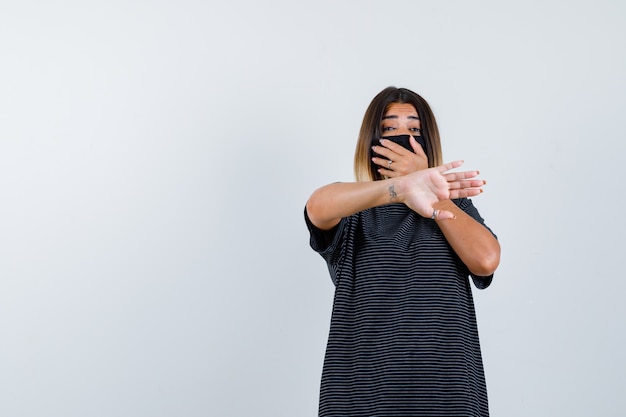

{"left": 306, "top": 162, "right": 483, "bottom": 231}
{"left": 434, "top": 200, "right": 501, "bottom": 277}
{"left": 306, "top": 180, "right": 398, "bottom": 230}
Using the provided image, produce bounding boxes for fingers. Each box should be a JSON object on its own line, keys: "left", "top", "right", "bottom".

{"left": 444, "top": 170, "right": 480, "bottom": 181}
{"left": 371, "top": 142, "right": 398, "bottom": 176}
{"left": 373, "top": 139, "right": 427, "bottom": 177}
{"left": 371, "top": 155, "right": 403, "bottom": 178}
{"left": 372, "top": 140, "right": 402, "bottom": 160}
{"left": 408, "top": 136, "right": 426, "bottom": 156}
{"left": 372, "top": 157, "right": 397, "bottom": 178}
{"left": 432, "top": 209, "right": 456, "bottom": 220}
{"left": 440, "top": 164, "right": 484, "bottom": 190}
{"left": 449, "top": 188, "right": 483, "bottom": 199}
{"left": 447, "top": 178, "right": 485, "bottom": 198}
{"left": 378, "top": 138, "right": 412, "bottom": 154}
{"left": 436, "top": 160, "right": 464, "bottom": 173}
{"left": 372, "top": 139, "right": 420, "bottom": 160}
{"left": 371, "top": 145, "right": 392, "bottom": 161}
{"left": 448, "top": 179, "right": 486, "bottom": 189}
{"left": 424, "top": 203, "right": 460, "bottom": 221}
{"left": 435, "top": 161, "right": 487, "bottom": 199}
{"left": 371, "top": 156, "right": 393, "bottom": 168}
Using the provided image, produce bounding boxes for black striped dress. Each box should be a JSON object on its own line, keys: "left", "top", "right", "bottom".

{"left": 305, "top": 198, "right": 495, "bottom": 417}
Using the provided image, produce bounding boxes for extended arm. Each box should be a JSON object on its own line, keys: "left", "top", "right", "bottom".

{"left": 306, "top": 161, "right": 484, "bottom": 231}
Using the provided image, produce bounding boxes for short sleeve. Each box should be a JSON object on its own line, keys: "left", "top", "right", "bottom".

{"left": 303, "top": 206, "right": 349, "bottom": 286}
{"left": 470, "top": 274, "right": 493, "bottom": 290}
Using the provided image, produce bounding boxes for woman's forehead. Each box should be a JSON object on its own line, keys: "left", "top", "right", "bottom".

{"left": 383, "top": 103, "right": 419, "bottom": 120}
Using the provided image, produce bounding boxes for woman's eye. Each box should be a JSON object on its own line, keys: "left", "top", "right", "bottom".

{"left": 382, "top": 127, "right": 394, "bottom": 131}
{"left": 410, "top": 128, "right": 421, "bottom": 133}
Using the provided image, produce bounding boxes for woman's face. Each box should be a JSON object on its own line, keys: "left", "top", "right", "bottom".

{"left": 381, "top": 102, "right": 421, "bottom": 137}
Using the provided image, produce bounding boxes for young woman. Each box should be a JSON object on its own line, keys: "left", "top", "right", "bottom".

{"left": 305, "top": 87, "right": 500, "bottom": 416}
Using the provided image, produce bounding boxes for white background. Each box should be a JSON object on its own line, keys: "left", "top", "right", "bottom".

{"left": 1, "top": 1, "right": 625, "bottom": 416}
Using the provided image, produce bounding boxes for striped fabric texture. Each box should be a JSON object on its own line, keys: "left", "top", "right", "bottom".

{"left": 305, "top": 198, "right": 495, "bottom": 417}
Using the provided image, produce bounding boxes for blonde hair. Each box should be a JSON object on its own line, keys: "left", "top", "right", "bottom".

{"left": 354, "top": 87, "right": 443, "bottom": 182}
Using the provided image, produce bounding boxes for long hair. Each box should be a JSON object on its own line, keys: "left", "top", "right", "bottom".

{"left": 354, "top": 87, "right": 443, "bottom": 181}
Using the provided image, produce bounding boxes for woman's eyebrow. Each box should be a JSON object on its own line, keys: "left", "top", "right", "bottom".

{"left": 381, "top": 115, "right": 420, "bottom": 120}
